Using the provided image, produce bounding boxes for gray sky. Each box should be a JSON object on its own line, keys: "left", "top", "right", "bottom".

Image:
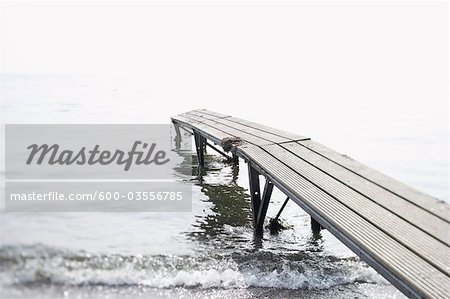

{"left": 0, "top": 1, "right": 448, "bottom": 199}
{"left": 0, "top": 1, "right": 448, "bottom": 133}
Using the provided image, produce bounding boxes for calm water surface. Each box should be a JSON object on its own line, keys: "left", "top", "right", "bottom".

{"left": 0, "top": 74, "right": 447, "bottom": 298}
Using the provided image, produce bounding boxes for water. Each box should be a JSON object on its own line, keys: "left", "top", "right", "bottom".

{"left": 0, "top": 74, "right": 448, "bottom": 298}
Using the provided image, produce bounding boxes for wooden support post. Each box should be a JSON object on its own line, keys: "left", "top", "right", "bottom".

{"left": 248, "top": 164, "right": 274, "bottom": 235}
{"left": 311, "top": 216, "right": 322, "bottom": 234}
{"left": 248, "top": 164, "right": 261, "bottom": 227}
{"left": 193, "top": 131, "right": 206, "bottom": 167}
{"left": 232, "top": 153, "right": 239, "bottom": 164}
{"left": 202, "top": 136, "right": 206, "bottom": 155}
{"left": 173, "top": 122, "right": 182, "bottom": 149}
{"left": 174, "top": 123, "right": 181, "bottom": 141}
{"left": 256, "top": 180, "right": 274, "bottom": 234}
{"left": 231, "top": 163, "right": 239, "bottom": 183}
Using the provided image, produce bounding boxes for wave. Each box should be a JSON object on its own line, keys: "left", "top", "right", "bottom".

{"left": 0, "top": 244, "right": 385, "bottom": 290}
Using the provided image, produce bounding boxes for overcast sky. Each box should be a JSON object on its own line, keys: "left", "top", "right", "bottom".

{"left": 0, "top": 1, "right": 448, "bottom": 198}
{"left": 0, "top": 1, "right": 448, "bottom": 134}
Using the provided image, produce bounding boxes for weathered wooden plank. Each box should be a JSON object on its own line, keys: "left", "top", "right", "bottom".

{"left": 298, "top": 139, "right": 450, "bottom": 222}
{"left": 240, "top": 145, "right": 450, "bottom": 299}
{"left": 187, "top": 111, "right": 221, "bottom": 122}
{"left": 262, "top": 143, "right": 450, "bottom": 275}
{"left": 171, "top": 114, "right": 202, "bottom": 126}
{"left": 229, "top": 117, "right": 308, "bottom": 141}
{"left": 187, "top": 111, "right": 291, "bottom": 144}
{"left": 193, "top": 109, "right": 308, "bottom": 141}
{"left": 193, "top": 109, "right": 231, "bottom": 119}
{"left": 171, "top": 115, "right": 234, "bottom": 145}
{"left": 179, "top": 113, "right": 277, "bottom": 146}
{"left": 281, "top": 141, "right": 450, "bottom": 245}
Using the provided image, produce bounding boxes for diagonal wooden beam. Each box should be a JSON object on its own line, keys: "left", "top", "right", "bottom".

{"left": 256, "top": 179, "right": 274, "bottom": 234}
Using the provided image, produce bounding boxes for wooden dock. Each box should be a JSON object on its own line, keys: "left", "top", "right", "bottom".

{"left": 171, "top": 109, "right": 450, "bottom": 299}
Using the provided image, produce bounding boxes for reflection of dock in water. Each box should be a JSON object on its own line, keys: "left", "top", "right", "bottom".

{"left": 173, "top": 150, "right": 251, "bottom": 241}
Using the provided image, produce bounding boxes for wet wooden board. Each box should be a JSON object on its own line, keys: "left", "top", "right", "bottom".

{"left": 240, "top": 145, "right": 450, "bottom": 299}
{"left": 171, "top": 110, "right": 450, "bottom": 299}
{"left": 176, "top": 113, "right": 278, "bottom": 146}
{"left": 262, "top": 143, "right": 450, "bottom": 274}
{"left": 171, "top": 114, "right": 234, "bottom": 145}
{"left": 186, "top": 110, "right": 292, "bottom": 144}
{"left": 194, "top": 109, "right": 309, "bottom": 141}
{"left": 280, "top": 141, "right": 450, "bottom": 245}
{"left": 193, "top": 109, "right": 231, "bottom": 119}
{"left": 297, "top": 139, "right": 450, "bottom": 221}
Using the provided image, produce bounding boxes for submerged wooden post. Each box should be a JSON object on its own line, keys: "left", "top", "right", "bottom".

{"left": 172, "top": 122, "right": 182, "bottom": 149}
{"left": 232, "top": 153, "right": 239, "bottom": 164}
{"left": 174, "top": 123, "right": 181, "bottom": 140}
{"left": 193, "top": 131, "right": 206, "bottom": 167}
{"left": 311, "top": 217, "right": 322, "bottom": 234}
{"left": 248, "top": 164, "right": 274, "bottom": 235}
{"left": 248, "top": 164, "right": 261, "bottom": 227}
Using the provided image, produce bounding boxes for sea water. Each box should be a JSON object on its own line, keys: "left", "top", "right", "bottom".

{"left": 0, "top": 74, "right": 447, "bottom": 298}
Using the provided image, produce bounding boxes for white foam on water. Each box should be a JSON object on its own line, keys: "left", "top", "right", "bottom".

{"left": 0, "top": 245, "right": 385, "bottom": 291}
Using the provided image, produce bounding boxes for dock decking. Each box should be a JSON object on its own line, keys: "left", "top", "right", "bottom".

{"left": 171, "top": 109, "right": 450, "bottom": 299}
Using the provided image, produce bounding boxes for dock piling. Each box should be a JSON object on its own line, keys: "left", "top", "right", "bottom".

{"left": 311, "top": 217, "right": 322, "bottom": 234}
{"left": 193, "top": 131, "right": 206, "bottom": 167}
{"left": 256, "top": 180, "right": 274, "bottom": 234}
{"left": 248, "top": 163, "right": 274, "bottom": 234}
{"left": 248, "top": 164, "right": 261, "bottom": 226}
